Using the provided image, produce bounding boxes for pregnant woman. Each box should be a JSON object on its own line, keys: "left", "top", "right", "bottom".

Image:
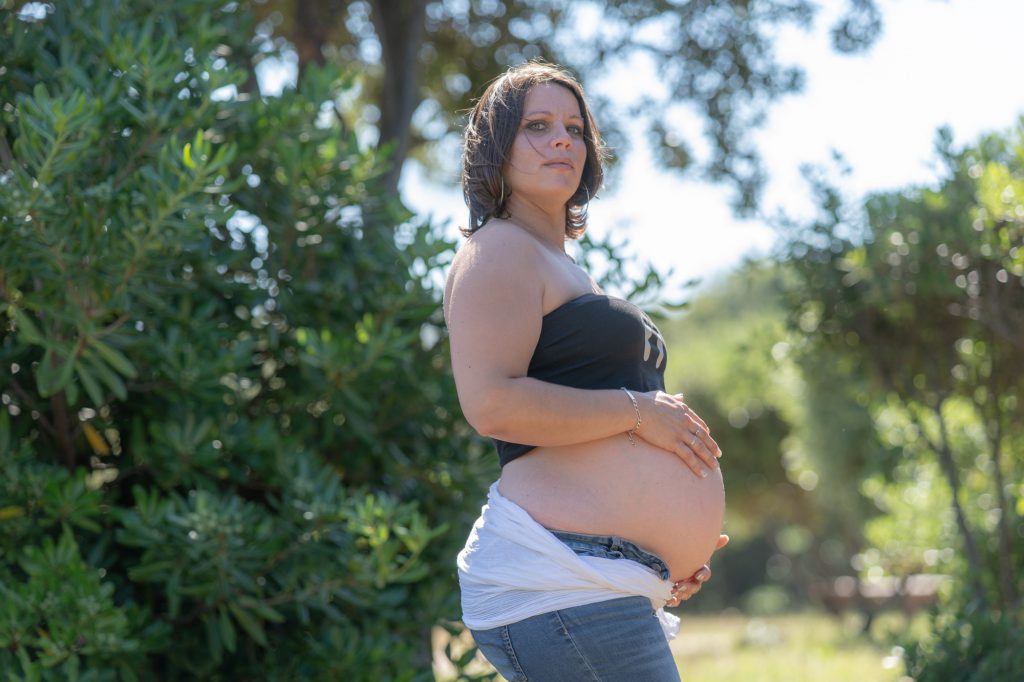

{"left": 444, "top": 61, "right": 727, "bottom": 681}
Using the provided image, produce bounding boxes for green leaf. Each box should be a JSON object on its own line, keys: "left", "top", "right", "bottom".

{"left": 0, "top": 411, "right": 11, "bottom": 456}
{"left": 35, "top": 348, "right": 57, "bottom": 397}
{"left": 228, "top": 603, "right": 267, "bottom": 647}
{"left": 83, "top": 351, "right": 127, "bottom": 401}
{"left": 13, "top": 309, "right": 44, "bottom": 345}
{"left": 90, "top": 339, "right": 138, "bottom": 378}
{"left": 127, "top": 560, "right": 176, "bottom": 582}
{"left": 52, "top": 350, "right": 77, "bottom": 397}
{"left": 17, "top": 646, "right": 41, "bottom": 682}
{"left": 239, "top": 596, "right": 285, "bottom": 623}
{"left": 166, "top": 570, "right": 182, "bottom": 618}
{"left": 203, "top": 611, "right": 223, "bottom": 664}
{"left": 75, "top": 363, "right": 105, "bottom": 407}
{"left": 219, "top": 607, "right": 237, "bottom": 653}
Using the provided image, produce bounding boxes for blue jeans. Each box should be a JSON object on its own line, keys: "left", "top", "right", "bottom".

{"left": 469, "top": 531, "right": 680, "bottom": 682}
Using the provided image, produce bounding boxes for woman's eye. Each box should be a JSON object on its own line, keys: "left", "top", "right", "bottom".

{"left": 523, "top": 120, "right": 583, "bottom": 136}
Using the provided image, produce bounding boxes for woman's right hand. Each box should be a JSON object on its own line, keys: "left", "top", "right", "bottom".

{"left": 636, "top": 391, "right": 721, "bottom": 477}
{"left": 667, "top": 534, "right": 730, "bottom": 606}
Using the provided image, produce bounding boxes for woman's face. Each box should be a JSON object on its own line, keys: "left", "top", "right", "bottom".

{"left": 503, "top": 82, "right": 587, "bottom": 209}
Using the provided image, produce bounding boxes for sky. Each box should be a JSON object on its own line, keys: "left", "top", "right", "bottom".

{"left": 400, "top": 0, "right": 1024, "bottom": 299}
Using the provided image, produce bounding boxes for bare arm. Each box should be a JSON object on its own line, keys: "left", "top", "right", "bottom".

{"left": 444, "top": 227, "right": 720, "bottom": 474}
{"left": 444, "top": 228, "right": 632, "bottom": 444}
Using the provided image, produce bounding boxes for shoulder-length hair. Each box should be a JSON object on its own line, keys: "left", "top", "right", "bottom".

{"left": 460, "top": 61, "right": 607, "bottom": 238}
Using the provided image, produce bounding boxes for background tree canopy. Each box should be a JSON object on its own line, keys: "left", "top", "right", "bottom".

{"left": 258, "top": 0, "right": 883, "bottom": 210}
{"left": 660, "top": 124, "right": 1024, "bottom": 677}
{"left": 777, "top": 126, "right": 1023, "bottom": 676}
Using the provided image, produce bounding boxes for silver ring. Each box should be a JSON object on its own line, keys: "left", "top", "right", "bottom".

{"left": 690, "top": 433, "right": 698, "bottom": 448}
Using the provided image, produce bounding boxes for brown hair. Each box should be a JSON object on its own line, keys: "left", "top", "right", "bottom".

{"left": 460, "top": 61, "right": 606, "bottom": 238}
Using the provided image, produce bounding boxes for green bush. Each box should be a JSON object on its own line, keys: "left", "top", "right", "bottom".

{"left": 902, "top": 606, "right": 1024, "bottom": 682}
{"left": 0, "top": 1, "right": 493, "bottom": 678}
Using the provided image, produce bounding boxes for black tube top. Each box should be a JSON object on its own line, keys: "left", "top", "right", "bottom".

{"left": 493, "top": 293, "right": 668, "bottom": 466}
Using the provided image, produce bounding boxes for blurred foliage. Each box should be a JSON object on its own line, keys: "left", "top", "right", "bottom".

{"left": 257, "top": 0, "right": 885, "bottom": 209}
{"left": 781, "top": 122, "right": 1024, "bottom": 677}
{"left": 663, "top": 127, "right": 1024, "bottom": 678}
{"left": 661, "top": 261, "right": 888, "bottom": 612}
{"left": 858, "top": 457, "right": 956, "bottom": 581}
{"left": 663, "top": 262, "right": 797, "bottom": 533}
{"left": 902, "top": 606, "right": 1024, "bottom": 682}
{"left": 0, "top": 1, "right": 495, "bottom": 678}
{"left": 573, "top": 231, "right": 687, "bottom": 313}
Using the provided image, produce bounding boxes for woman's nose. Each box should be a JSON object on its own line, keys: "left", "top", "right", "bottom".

{"left": 551, "top": 125, "right": 572, "bottom": 148}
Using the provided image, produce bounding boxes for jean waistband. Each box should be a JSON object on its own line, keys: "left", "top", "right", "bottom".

{"left": 548, "top": 529, "right": 670, "bottom": 581}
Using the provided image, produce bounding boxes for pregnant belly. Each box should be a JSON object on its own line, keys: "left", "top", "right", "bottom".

{"left": 498, "top": 435, "right": 726, "bottom": 582}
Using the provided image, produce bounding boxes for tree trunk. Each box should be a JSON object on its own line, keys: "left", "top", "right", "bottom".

{"left": 983, "top": 339, "right": 1017, "bottom": 610}
{"left": 988, "top": 416, "right": 1016, "bottom": 610}
{"left": 932, "top": 401, "right": 988, "bottom": 608}
{"left": 0, "top": 127, "right": 14, "bottom": 171}
{"left": 50, "top": 389, "right": 77, "bottom": 469}
{"left": 293, "top": 0, "right": 339, "bottom": 79}
{"left": 289, "top": 0, "right": 427, "bottom": 195}
{"left": 368, "top": 0, "right": 428, "bottom": 194}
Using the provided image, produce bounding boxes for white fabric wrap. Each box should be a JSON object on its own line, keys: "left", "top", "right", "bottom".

{"left": 457, "top": 482, "right": 680, "bottom": 641}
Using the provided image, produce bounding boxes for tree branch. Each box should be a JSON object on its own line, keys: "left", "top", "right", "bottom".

{"left": 368, "top": 0, "right": 428, "bottom": 194}
{"left": 50, "top": 389, "right": 78, "bottom": 470}
{"left": 927, "top": 398, "right": 987, "bottom": 608}
{"left": 980, "top": 335, "right": 1017, "bottom": 609}
{"left": 0, "top": 126, "right": 14, "bottom": 172}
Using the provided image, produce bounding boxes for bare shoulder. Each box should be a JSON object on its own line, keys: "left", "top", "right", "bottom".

{"left": 451, "top": 220, "right": 541, "bottom": 274}
{"left": 444, "top": 221, "right": 544, "bottom": 320}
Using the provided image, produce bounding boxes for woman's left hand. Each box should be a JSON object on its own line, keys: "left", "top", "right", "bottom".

{"left": 667, "top": 534, "right": 730, "bottom": 607}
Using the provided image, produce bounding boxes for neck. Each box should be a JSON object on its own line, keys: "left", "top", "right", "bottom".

{"left": 505, "top": 198, "right": 567, "bottom": 251}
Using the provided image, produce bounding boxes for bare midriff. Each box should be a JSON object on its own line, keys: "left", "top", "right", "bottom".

{"left": 498, "top": 435, "right": 726, "bottom": 583}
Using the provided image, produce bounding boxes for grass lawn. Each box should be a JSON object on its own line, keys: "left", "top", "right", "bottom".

{"left": 671, "top": 610, "right": 915, "bottom": 682}
{"left": 437, "top": 609, "right": 919, "bottom": 681}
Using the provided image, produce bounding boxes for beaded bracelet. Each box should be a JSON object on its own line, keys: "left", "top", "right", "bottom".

{"left": 620, "top": 387, "right": 642, "bottom": 446}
